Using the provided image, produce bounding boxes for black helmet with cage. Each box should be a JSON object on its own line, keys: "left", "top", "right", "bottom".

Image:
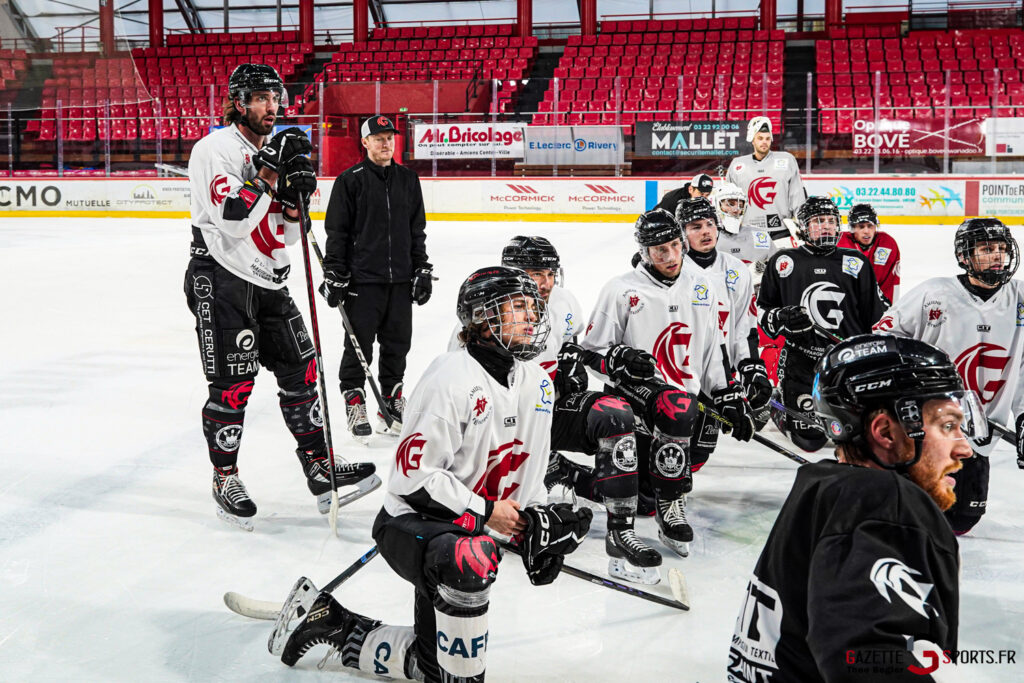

{"left": 954, "top": 217, "right": 1020, "bottom": 288}
{"left": 456, "top": 266, "right": 550, "bottom": 360}
{"left": 796, "top": 196, "right": 842, "bottom": 253}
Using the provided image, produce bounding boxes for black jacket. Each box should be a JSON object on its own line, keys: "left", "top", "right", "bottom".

{"left": 323, "top": 158, "right": 428, "bottom": 283}
{"left": 655, "top": 184, "right": 693, "bottom": 215}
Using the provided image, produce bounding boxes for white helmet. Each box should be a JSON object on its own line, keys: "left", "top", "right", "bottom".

{"left": 710, "top": 182, "right": 746, "bottom": 234}
{"left": 746, "top": 116, "right": 772, "bottom": 143}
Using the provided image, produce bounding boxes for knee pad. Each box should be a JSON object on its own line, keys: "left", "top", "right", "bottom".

{"left": 586, "top": 395, "right": 636, "bottom": 442}
{"left": 209, "top": 377, "right": 255, "bottom": 411}
{"left": 594, "top": 433, "right": 638, "bottom": 502}
{"left": 651, "top": 389, "right": 697, "bottom": 440}
{"left": 276, "top": 360, "right": 324, "bottom": 449}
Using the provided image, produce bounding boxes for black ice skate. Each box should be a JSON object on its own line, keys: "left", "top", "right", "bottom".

{"left": 296, "top": 449, "right": 381, "bottom": 514}
{"left": 344, "top": 389, "right": 373, "bottom": 445}
{"left": 544, "top": 451, "right": 590, "bottom": 496}
{"left": 213, "top": 465, "right": 256, "bottom": 532}
{"left": 656, "top": 494, "right": 693, "bottom": 558}
{"left": 606, "top": 528, "right": 663, "bottom": 585}
{"left": 276, "top": 590, "right": 382, "bottom": 669}
{"left": 376, "top": 382, "right": 405, "bottom": 435}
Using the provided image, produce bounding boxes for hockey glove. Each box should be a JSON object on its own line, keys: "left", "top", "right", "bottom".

{"left": 516, "top": 503, "right": 593, "bottom": 586}
{"left": 255, "top": 126, "right": 312, "bottom": 175}
{"left": 554, "top": 342, "right": 589, "bottom": 396}
{"left": 276, "top": 157, "right": 316, "bottom": 214}
{"left": 318, "top": 270, "right": 350, "bottom": 308}
{"left": 764, "top": 305, "right": 813, "bottom": 338}
{"left": 604, "top": 344, "right": 657, "bottom": 383}
{"left": 411, "top": 264, "right": 434, "bottom": 306}
{"left": 1016, "top": 414, "right": 1024, "bottom": 469}
{"left": 712, "top": 385, "right": 754, "bottom": 442}
{"left": 737, "top": 358, "right": 773, "bottom": 412}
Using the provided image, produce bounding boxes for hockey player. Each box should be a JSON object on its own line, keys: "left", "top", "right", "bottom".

{"left": 582, "top": 208, "right": 755, "bottom": 558}
{"left": 838, "top": 203, "right": 902, "bottom": 304}
{"left": 873, "top": 217, "right": 1024, "bottom": 535}
{"left": 757, "top": 196, "right": 887, "bottom": 452}
{"left": 728, "top": 334, "right": 982, "bottom": 682}
{"left": 273, "top": 267, "right": 593, "bottom": 681}
{"left": 678, "top": 197, "right": 772, "bottom": 469}
{"left": 184, "top": 64, "right": 375, "bottom": 530}
{"left": 710, "top": 181, "right": 777, "bottom": 271}
{"left": 726, "top": 116, "right": 805, "bottom": 249}
{"left": 655, "top": 172, "right": 715, "bottom": 214}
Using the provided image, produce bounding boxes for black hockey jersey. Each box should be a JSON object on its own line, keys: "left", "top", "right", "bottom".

{"left": 728, "top": 461, "right": 960, "bottom": 683}
{"left": 757, "top": 246, "right": 887, "bottom": 359}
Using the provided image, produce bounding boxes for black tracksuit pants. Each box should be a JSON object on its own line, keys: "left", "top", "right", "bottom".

{"left": 340, "top": 282, "right": 412, "bottom": 396}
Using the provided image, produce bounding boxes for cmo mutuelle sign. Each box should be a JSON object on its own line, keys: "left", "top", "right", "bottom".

{"left": 413, "top": 123, "right": 526, "bottom": 159}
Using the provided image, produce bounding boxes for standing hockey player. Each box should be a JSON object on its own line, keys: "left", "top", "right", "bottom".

{"left": 272, "top": 267, "right": 593, "bottom": 681}
{"left": 757, "top": 196, "right": 887, "bottom": 452}
{"left": 726, "top": 116, "right": 805, "bottom": 250}
{"left": 582, "top": 208, "right": 754, "bottom": 558}
{"left": 728, "top": 335, "right": 981, "bottom": 682}
{"left": 678, "top": 198, "right": 772, "bottom": 468}
{"left": 655, "top": 172, "right": 715, "bottom": 214}
{"left": 873, "top": 217, "right": 1024, "bottom": 535}
{"left": 838, "top": 203, "right": 902, "bottom": 303}
{"left": 184, "top": 64, "right": 375, "bottom": 530}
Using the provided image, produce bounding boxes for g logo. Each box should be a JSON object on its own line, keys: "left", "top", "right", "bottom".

{"left": 748, "top": 177, "right": 778, "bottom": 209}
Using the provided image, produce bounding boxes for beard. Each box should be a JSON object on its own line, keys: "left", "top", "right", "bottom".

{"left": 908, "top": 462, "right": 960, "bottom": 511}
{"left": 245, "top": 110, "right": 274, "bottom": 136}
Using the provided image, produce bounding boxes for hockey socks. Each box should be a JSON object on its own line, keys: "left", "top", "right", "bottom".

{"left": 203, "top": 401, "right": 245, "bottom": 468}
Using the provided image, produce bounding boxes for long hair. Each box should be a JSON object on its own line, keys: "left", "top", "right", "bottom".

{"left": 222, "top": 96, "right": 243, "bottom": 127}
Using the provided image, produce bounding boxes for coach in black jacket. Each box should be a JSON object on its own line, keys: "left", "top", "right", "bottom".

{"left": 320, "top": 115, "right": 431, "bottom": 438}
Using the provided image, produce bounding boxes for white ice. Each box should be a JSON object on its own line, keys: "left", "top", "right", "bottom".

{"left": 2, "top": 218, "right": 1022, "bottom": 682}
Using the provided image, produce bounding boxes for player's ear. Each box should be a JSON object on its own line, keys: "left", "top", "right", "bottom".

{"left": 866, "top": 411, "right": 900, "bottom": 464}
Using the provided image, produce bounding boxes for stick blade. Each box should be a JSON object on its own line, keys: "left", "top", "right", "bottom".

{"left": 668, "top": 568, "right": 690, "bottom": 611}
{"left": 223, "top": 591, "right": 282, "bottom": 621}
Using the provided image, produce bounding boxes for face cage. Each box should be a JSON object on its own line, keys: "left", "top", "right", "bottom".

{"left": 891, "top": 389, "right": 988, "bottom": 444}
{"left": 477, "top": 293, "right": 551, "bottom": 361}
{"left": 801, "top": 217, "right": 841, "bottom": 250}
{"left": 957, "top": 235, "right": 1020, "bottom": 286}
{"left": 718, "top": 197, "right": 746, "bottom": 218}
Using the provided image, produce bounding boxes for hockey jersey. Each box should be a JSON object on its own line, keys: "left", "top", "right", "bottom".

{"left": 726, "top": 151, "right": 806, "bottom": 234}
{"left": 758, "top": 246, "right": 887, "bottom": 360}
{"left": 580, "top": 263, "right": 732, "bottom": 397}
{"left": 682, "top": 250, "right": 758, "bottom": 367}
{"left": 728, "top": 461, "right": 959, "bottom": 683}
{"left": 838, "top": 231, "right": 901, "bottom": 303}
{"left": 383, "top": 349, "right": 552, "bottom": 529}
{"left": 188, "top": 125, "right": 299, "bottom": 289}
{"left": 717, "top": 226, "right": 779, "bottom": 269}
{"left": 873, "top": 277, "right": 1024, "bottom": 456}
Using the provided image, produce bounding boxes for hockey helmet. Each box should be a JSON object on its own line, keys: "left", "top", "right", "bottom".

{"left": 746, "top": 116, "right": 772, "bottom": 143}
{"left": 502, "top": 235, "right": 561, "bottom": 272}
{"left": 954, "top": 217, "right": 1020, "bottom": 288}
{"left": 796, "top": 196, "right": 841, "bottom": 253}
{"left": 710, "top": 182, "right": 746, "bottom": 234}
{"left": 847, "top": 203, "right": 879, "bottom": 228}
{"left": 228, "top": 64, "right": 287, "bottom": 107}
{"left": 456, "top": 266, "right": 550, "bottom": 360}
{"left": 634, "top": 208, "right": 684, "bottom": 265}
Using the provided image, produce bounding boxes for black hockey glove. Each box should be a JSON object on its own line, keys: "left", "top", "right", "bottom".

{"left": 517, "top": 503, "right": 593, "bottom": 586}
{"left": 255, "top": 126, "right": 312, "bottom": 175}
{"left": 276, "top": 157, "right": 317, "bottom": 214}
{"left": 318, "top": 270, "right": 350, "bottom": 308}
{"left": 764, "top": 305, "right": 813, "bottom": 338}
{"left": 411, "top": 264, "right": 434, "bottom": 306}
{"left": 737, "top": 358, "right": 773, "bottom": 412}
{"left": 604, "top": 344, "right": 657, "bottom": 383}
{"left": 554, "top": 342, "right": 589, "bottom": 396}
{"left": 1016, "top": 414, "right": 1024, "bottom": 469}
{"left": 712, "top": 385, "right": 754, "bottom": 442}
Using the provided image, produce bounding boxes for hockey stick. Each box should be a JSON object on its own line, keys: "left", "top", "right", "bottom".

{"left": 303, "top": 226, "right": 396, "bottom": 431}
{"left": 768, "top": 398, "right": 827, "bottom": 434}
{"left": 296, "top": 193, "right": 340, "bottom": 534}
{"left": 697, "top": 401, "right": 810, "bottom": 465}
{"left": 500, "top": 543, "right": 689, "bottom": 611}
{"left": 225, "top": 545, "right": 379, "bottom": 620}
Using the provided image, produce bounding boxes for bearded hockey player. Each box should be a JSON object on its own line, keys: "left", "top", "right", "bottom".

{"left": 728, "top": 335, "right": 980, "bottom": 683}
{"left": 873, "top": 218, "right": 1024, "bottom": 535}
{"left": 726, "top": 116, "right": 806, "bottom": 249}
{"left": 582, "top": 208, "right": 754, "bottom": 558}
{"left": 838, "top": 203, "right": 902, "bottom": 304}
{"left": 184, "top": 64, "right": 375, "bottom": 530}
{"left": 678, "top": 198, "right": 773, "bottom": 469}
{"left": 271, "top": 267, "right": 592, "bottom": 682}
{"left": 757, "top": 196, "right": 887, "bottom": 452}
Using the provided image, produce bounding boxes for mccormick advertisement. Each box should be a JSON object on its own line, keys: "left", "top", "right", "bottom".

{"left": 851, "top": 118, "right": 984, "bottom": 156}
{"left": 412, "top": 123, "right": 526, "bottom": 159}
{"left": 634, "top": 120, "right": 744, "bottom": 158}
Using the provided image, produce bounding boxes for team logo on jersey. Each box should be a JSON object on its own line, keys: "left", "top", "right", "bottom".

{"left": 564, "top": 312, "right": 575, "bottom": 337}
{"left": 586, "top": 321, "right": 594, "bottom": 335}
{"left": 309, "top": 397, "right": 324, "bottom": 428}
{"left": 842, "top": 255, "right": 863, "bottom": 277}
{"left": 193, "top": 275, "right": 213, "bottom": 299}
{"left": 653, "top": 441, "right": 685, "bottom": 478}
{"left": 954, "top": 342, "right": 1010, "bottom": 405}
{"left": 754, "top": 231, "right": 771, "bottom": 249}
{"left": 733, "top": 163, "right": 744, "bottom": 172}
{"left": 776, "top": 254, "right": 795, "bottom": 278}
{"left": 725, "top": 269, "right": 740, "bottom": 291}
{"left": 873, "top": 315, "right": 894, "bottom": 332}
{"left": 251, "top": 215, "right": 286, "bottom": 260}
{"left": 536, "top": 379, "right": 553, "bottom": 413}
{"left": 870, "top": 558, "right": 938, "bottom": 619}
{"left": 1017, "top": 303, "right": 1024, "bottom": 327}
{"left": 924, "top": 300, "right": 945, "bottom": 327}
{"left": 209, "top": 175, "right": 230, "bottom": 205}
{"left": 748, "top": 177, "right": 778, "bottom": 210}
{"left": 473, "top": 439, "right": 530, "bottom": 500}
{"left": 539, "top": 360, "right": 558, "bottom": 381}
{"left": 774, "top": 158, "right": 788, "bottom": 170}
{"left": 652, "top": 322, "right": 694, "bottom": 384}
{"left": 874, "top": 247, "right": 892, "bottom": 265}
{"left": 624, "top": 289, "right": 645, "bottom": 314}
{"left": 396, "top": 432, "right": 427, "bottom": 476}
{"left": 800, "top": 282, "right": 846, "bottom": 330}
{"left": 214, "top": 424, "right": 242, "bottom": 452}
{"left": 717, "top": 300, "right": 730, "bottom": 333}
{"left": 468, "top": 386, "right": 492, "bottom": 425}
{"left": 693, "top": 283, "right": 710, "bottom": 305}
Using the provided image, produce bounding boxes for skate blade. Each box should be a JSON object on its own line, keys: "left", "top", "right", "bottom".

{"left": 375, "top": 418, "right": 402, "bottom": 435}
{"left": 351, "top": 432, "right": 372, "bottom": 446}
{"left": 317, "top": 474, "right": 383, "bottom": 514}
{"left": 216, "top": 507, "right": 254, "bottom": 532}
{"left": 608, "top": 557, "right": 661, "bottom": 585}
{"left": 268, "top": 577, "right": 320, "bottom": 656}
{"left": 658, "top": 529, "right": 690, "bottom": 558}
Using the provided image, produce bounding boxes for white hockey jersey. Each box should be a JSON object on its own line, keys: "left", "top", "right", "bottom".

{"left": 188, "top": 124, "right": 299, "bottom": 289}
{"left": 580, "top": 263, "right": 732, "bottom": 397}
{"left": 725, "top": 150, "right": 806, "bottom": 232}
{"left": 682, "top": 251, "right": 757, "bottom": 367}
{"left": 716, "top": 226, "right": 779, "bottom": 267}
{"left": 383, "top": 349, "right": 552, "bottom": 526}
{"left": 873, "top": 277, "right": 1024, "bottom": 456}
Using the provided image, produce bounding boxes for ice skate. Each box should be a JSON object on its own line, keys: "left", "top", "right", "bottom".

{"left": 543, "top": 451, "right": 591, "bottom": 496}
{"left": 213, "top": 465, "right": 256, "bottom": 532}
{"left": 277, "top": 590, "right": 381, "bottom": 668}
{"left": 656, "top": 494, "right": 693, "bottom": 557}
{"left": 296, "top": 448, "right": 380, "bottom": 513}
{"left": 375, "top": 382, "right": 405, "bottom": 435}
{"left": 267, "top": 576, "right": 320, "bottom": 655}
{"left": 606, "top": 528, "right": 662, "bottom": 584}
{"left": 344, "top": 389, "right": 373, "bottom": 445}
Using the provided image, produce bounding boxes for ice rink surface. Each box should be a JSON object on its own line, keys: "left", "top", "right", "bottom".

{"left": 2, "top": 217, "right": 1023, "bottom": 682}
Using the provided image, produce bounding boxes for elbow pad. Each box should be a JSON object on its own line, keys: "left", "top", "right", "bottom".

{"left": 223, "top": 176, "right": 272, "bottom": 221}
